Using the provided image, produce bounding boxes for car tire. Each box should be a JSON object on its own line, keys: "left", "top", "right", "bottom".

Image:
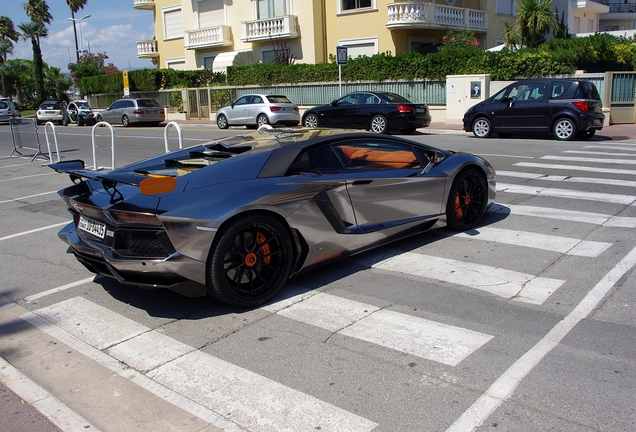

{"left": 553, "top": 118, "right": 577, "bottom": 141}
{"left": 207, "top": 213, "right": 293, "bottom": 308}
{"left": 62, "top": 116, "right": 69, "bottom": 126}
{"left": 577, "top": 130, "right": 595, "bottom": 140}
{"left": 216, "top": 114, "right": 229, "bottom": 129}
{"left": 77, "top": 117, "right": 85, "bottom": 126}
{"left": 472, "top": 117, "right": 492, "bottom": 138}
{"left": 446, "top": 168, "right": 488, "bottom": 231}
{"left": 370, "top": 115, "right": 388, "bottom": 134}
{"left": 256, "top": 114, "right": 270, "bottom": 127}
{"left": 303, "top": 113, "right": 319, "bottom": 128}
{"left": 122, "top": 115, "right": 130, "bottom": 127}
{"left": 95, "top": 115, "right": 103, "bottom": 124}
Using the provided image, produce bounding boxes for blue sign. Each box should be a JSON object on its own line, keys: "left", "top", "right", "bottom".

{"left": 336, "top": 46, "right": 348, "bottom": 65}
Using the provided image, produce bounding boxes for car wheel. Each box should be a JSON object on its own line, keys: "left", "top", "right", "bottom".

{"left": 122, "top": 115, "right": 130, "bottom": 127}
{"left": 62, "top": 116, "right": 69, "bottom": 126}
{"left": 553, "top": 118, "right": 577, "bottom": 141}
{"left": 472, "top": 117, "right": 492, "bottom": 138}
{"left": 256, "top": 114, "right": 270, "bottom": 127}
{"left": 95, "top": 115, "right": 103, "bottom": 124}
{"left": 370, "top": 115, "right": 388, "bottom": 134}
{"left": 77, "top": 117, "right": 85, "bottom": 126}
{"left": 400, "top": 127, "right": 416, "bottom": 135}
{"left": 446, "top": 168, "right": 488, "bottom": 231}
{"left": 577, "top": 130, "right": 595, "bottom": 140}
{"left": 303, "top": 113, "right": 319, "bottom": 127}
{"left": 216, "top": 114, "right": 229, "bottom": 129}
{"left": 207, "top": 213, "right": 293, "bottom": 308}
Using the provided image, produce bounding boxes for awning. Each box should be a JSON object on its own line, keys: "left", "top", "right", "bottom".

{"left": 212, "top": 51, "right": 254, "bottom": 74}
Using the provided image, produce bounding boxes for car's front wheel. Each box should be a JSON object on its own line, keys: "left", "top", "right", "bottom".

{"left": 207, "top": 213, "right": 293, "bottom": 308}
{"left": 256, "top": 114, "right": 270, "bottom": 127}
{"left": 122, "top": 115, "right": 130, "bottom": 127}
{"left": 95, "top": 115, "right": 103, "bottom": 124}
{"left": 370, "top": 115, "right": 388, "bottom": 133}
{"left": 446, "top": 168, "right": 488, "bottom": 231}
{"left": 303, "top": 113, "right": 319, "bottom": 127}
{"left": 216, "top": 114, "right": 229, "bottom": 129}
{"left": 472, "top": 117, "right": 492, "bottom": 138}
{"left": 553, "top": 118, "right": 577, "bottom": 141}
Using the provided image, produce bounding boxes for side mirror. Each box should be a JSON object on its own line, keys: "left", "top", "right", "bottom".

{"left": 330, "top": 100, "right": 338, "bottom": 106}
{"left": 501, "top": 97, "right": 511, "bottom": 103}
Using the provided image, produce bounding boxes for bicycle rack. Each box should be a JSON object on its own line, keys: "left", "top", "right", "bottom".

{"left": 43, "top": 121, "right": 61, "bottom": 164}
{"left": 164, "top": 121, "right": 184, "bottom": 153}
{"left": 91, "top": 122, "right": 116, "bottom": 170}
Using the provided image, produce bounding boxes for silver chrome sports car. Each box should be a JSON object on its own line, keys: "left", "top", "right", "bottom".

{"left": 51, "top": 128, "right": 496, "bottom": 307}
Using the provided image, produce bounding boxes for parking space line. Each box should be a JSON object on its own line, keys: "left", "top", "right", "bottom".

{"left": 0, "top": 191, "right": 58, "bottom": 205}
{"left": 0, "top": 222, "right": 68, "bottom": 242}
{"left": 0, "top": 172, "right": 56, "bottom": 183}
{"left": 24, "top": 277, "right": 95, "bottom": 303}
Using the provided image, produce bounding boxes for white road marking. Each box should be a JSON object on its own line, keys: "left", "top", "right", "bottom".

{"left": 490, "top": 204, "right": 636, "bottom": 228}
{"left": 497, "top": 170, "right": 636, "bottom": 188}
{"left": 583, "top": 144, "right": 636, "bottom": 151}
{"left": 446, "top": 245, "right": 636, "bottom": 432}
{"left": 497, "top": 183, "right": 636, "bottom": 205}
{"left": 563, "top": 150, "right": 636, "bottom": 157}
{"left": 29, "top": 297, "right": 378, "bottom": 431}
{"left": 24, "top": 277, "right": 95, "bottom": 303}
{"left": 357, "top": 252, "right": 564, "bottom": 305}
{"left": 0, "top": 191, "right": 58, "bottom": 205}
{"left": 0, "top": 222, "right": 68, "bottom": 242}
{"left": 0, "top": 172, "right": 56, "bottom": 182}
{"left": 541, "top": 155, "right": 636, "bottom": 164}
{"left": 275, "top": 292, "right": 493, "bottom": 366}
{"left": 456, "top": 227, "right": 612, "bottom": 257}
{"left": 514, "top": 162, "right": 636, "bottom": 175}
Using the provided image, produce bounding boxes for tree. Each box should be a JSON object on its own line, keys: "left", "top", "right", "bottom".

{"left": 67, "top": 52, "right": 119, "bottom": 94}
{"left": 2, "top": 58, "right": 35, "bottom": 106}
{"left": 67, "top": 0, "right": 88, "bottom": 62}
{"left": 502, "top": 20, "right": 520, "bottom": 50}
{"left": 21, "top": 0, "right": 52, "bottom": 103}
{"left": 516, "top": 0, "right": 557, "bottom": 48}
{"left": 0, "top": 16, "right": 20, "bottom": 97}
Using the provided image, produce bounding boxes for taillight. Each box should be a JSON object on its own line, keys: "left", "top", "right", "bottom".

{"left": 294, "top": 107, "right": 299, "bottom": 112}
{"left": 133, "top": 109, "right": 144, "bottom": 115}
{"left": 269, "top": 106, "right": 282, "bottom": 112}
{"left": 572, "top": 101, "right": 589, "bottom": 112}
{"left": 160, "top": 108, "right": 165, "bottom": 114}
{"left": 397, "top": 105, "right": 415, "bottom": 113}
{"left": 107, "top": 210, "right": 163, "bottom": 226}
{"left": 7, "top": 108, "right": 12, "bottom": 115}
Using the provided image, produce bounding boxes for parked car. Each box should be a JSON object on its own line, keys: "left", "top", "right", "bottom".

{"left": 302, "top": 91, "right": 432, "bottom": 134}
{"left": 216, "top": 94, "right": 300, "bottom": 129}
{"left": 0, "top": 98, "right": 20, "bottom": 124}
{"left": 36, "top": 100, "right": 67, "bottom": 125}
{"left": 463, "top": 78, "right": 604, "bottom": 141}
{"left": 49, "top": 127, "right": 495, "bottom": 308}
{"left": 96, "top": 98, "right": 165, "bottom": 127}
{"left": 64, "top": 100, "right": 96, "bottom": 126}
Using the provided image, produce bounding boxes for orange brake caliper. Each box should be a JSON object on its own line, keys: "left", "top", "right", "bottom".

{"left": 244, "top": 232, "right": 271, "bottom": 267}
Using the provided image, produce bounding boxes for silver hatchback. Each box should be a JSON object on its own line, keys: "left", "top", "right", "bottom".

{"left": 216, "top": 94, "right": 299, "bottom": 129}
{"left": 96, "top": 98, "right": 165, "bottom": 127}
{"left": 0, "top": 99, "right": 20, "bottom": 124}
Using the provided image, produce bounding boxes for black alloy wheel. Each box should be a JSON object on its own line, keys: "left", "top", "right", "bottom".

{"left": 446, "top": 168, "right": 488, "bottom": 230}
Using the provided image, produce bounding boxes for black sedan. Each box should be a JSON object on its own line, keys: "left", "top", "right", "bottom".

{"left": 302, "top": 91, "right": 432, "bottom": 134}
{"left": 50, "top": 128, "right": 495, "bottom": 308}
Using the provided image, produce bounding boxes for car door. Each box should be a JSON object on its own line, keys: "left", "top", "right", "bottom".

{"left": 246, "top": 95, "right": 266, "bottom": 125}
{"left": 320, "top": 93, "right": 362, "bottom": 128}
{"left": 103, "top": 100, "right": 123, "bottom": 123}
{"left": 226, "top": 95, "right": 252, "bottom": 124}
{"left": 494, "top": 82, "right": 549, "bottom": 131}
{"left": 330, "top": 139, "right": 447, "bottom": 232}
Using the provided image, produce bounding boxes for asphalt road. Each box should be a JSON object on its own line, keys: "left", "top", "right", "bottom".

{"left": 1, "top": 122, "right": 635, "bottom": 431}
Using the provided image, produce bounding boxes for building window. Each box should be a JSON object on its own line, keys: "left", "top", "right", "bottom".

{"left": 202, "top": 55, "right": 215, "bottom": 69}
{"left": 257, "top": 0, "right": 287, "bottom": 19}
{"left": 163, "top": 7, "right": 183, "bottom": 40}
{"left": 409, "top": 37, "right": 435, "bottom": 55}
{"left": 198, "top": 0, "right": 224, "bottom": 28}
{"left": 166, "top": 58, "right": 186, "bottom": 70}
{"left": 495, "top": 0, "right": 515, "bottom": 15}
{"left": 338, "top": 38, "right": 378, "bottom": 58}
{"left": 342, "top": 0, "right": 372, "bottom": 11}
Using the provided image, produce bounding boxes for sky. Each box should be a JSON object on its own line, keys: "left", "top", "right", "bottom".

{"left": 3, "top": 0, "right": 155, "bottom": 73}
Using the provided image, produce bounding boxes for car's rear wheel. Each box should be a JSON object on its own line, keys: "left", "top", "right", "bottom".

{"left": 370, "top": 115, "right": 388, "bottom": 134}
{"left": 472, "top": 117, "right": 492, "bottom": 138}
{"left": 257, "top": 114, "right": 270, "bottom": 127}
{"left": 95, "top": 115, "right": 103, "bottom": 124}
{"left": 122, "top": 115, "right": 130, "bottom": 127}
{"left": 577, "top": 129, "right": 595, "bottom": 140}
{"left": 553, "top": 118, "right": 577, "bottom": 141}
{"left": 62, "top": 116, "right": 69, "bottom": 126}
{"left": 207, "top": 213, "right": 293, "bottom": 308}
{"left": 303, "top": 113, "right": 319, "bottom": 127}
{"left": 216, "top": 114, "right": 229, "bottom": 129}
{"left": 446, "top": 168, "right": 488, "bottom": 231}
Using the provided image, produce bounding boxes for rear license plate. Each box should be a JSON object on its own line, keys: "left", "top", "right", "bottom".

{"left": 415, "top": 108, "right": 426, "bottom": 113}
{"left": 146, "top": 110, "right": 157, "bottom": 114}
{"left": 78, "top": 215, "right": 106, "bottom": 239}
{"left": 45, "top": 110, "right": 56, "bottom": 114}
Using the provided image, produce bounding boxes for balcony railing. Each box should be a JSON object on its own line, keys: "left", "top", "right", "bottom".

{"left": 242, "top": 15, "right": 299, "bottom": 42}
{"left": 137, "top": 40, "right": 159, "bottom": 58}
{"left": 185, "top": 26, "right": 232, "bottom": 50}
{"left": 387, "top": 2, "right": 488, "bottom": 32}
{"left": 133, "top": 0, "right": 154, "bottom": 10}
{"left": 595, "top": 0, "right": 636, "bottom": 12}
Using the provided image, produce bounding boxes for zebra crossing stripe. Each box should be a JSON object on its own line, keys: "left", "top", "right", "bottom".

{"left": 490, "top": 204, "right": 636, "bottom": 228}
{"left": 273, "top": 292, "right": 493, "bottom": 366}
{"left": 456, "top": 227, "right": 611, "bottom": 257}
{"left": 497, "top": 183, "right": 636, "bottom": 205}
{"left": 497, "top": 170, "right": 636, "bottom": 188}
{"left": 358, "top": 252, "right": 564, "bottom": 305}
{"left": 30, "top": 297, "right": 378, "bottom": 431}
{"left": 541, "top": 155, "right": 636, "bottom": 164}
{"left": 515, "top": 162, "right": 636, "bottom": 175}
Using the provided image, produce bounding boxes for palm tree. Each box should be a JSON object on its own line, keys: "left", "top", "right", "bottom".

{"left": 0, "top": 16, "right": 20, "bottom": 97}
{"left": 22, "top": 0, "right": 53, "bottom": 26}
{"left": 2, "top": 58, "right": 32, "bottom": 105}
{"left": 516, "top": 0, "right": 557, "bottom": 48}
{"left": 67, "top": 0, "right": 88, "bottom": 61}
{"left": 502, "top": 20, "right": 520, "bottom": 50}
{"left": 18, "top": 21, "right": 48, "bottom": 103}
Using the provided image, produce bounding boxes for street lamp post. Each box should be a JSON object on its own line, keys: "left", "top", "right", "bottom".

{"left": 68, "top": 14, "right": 91, "bottom": 59}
